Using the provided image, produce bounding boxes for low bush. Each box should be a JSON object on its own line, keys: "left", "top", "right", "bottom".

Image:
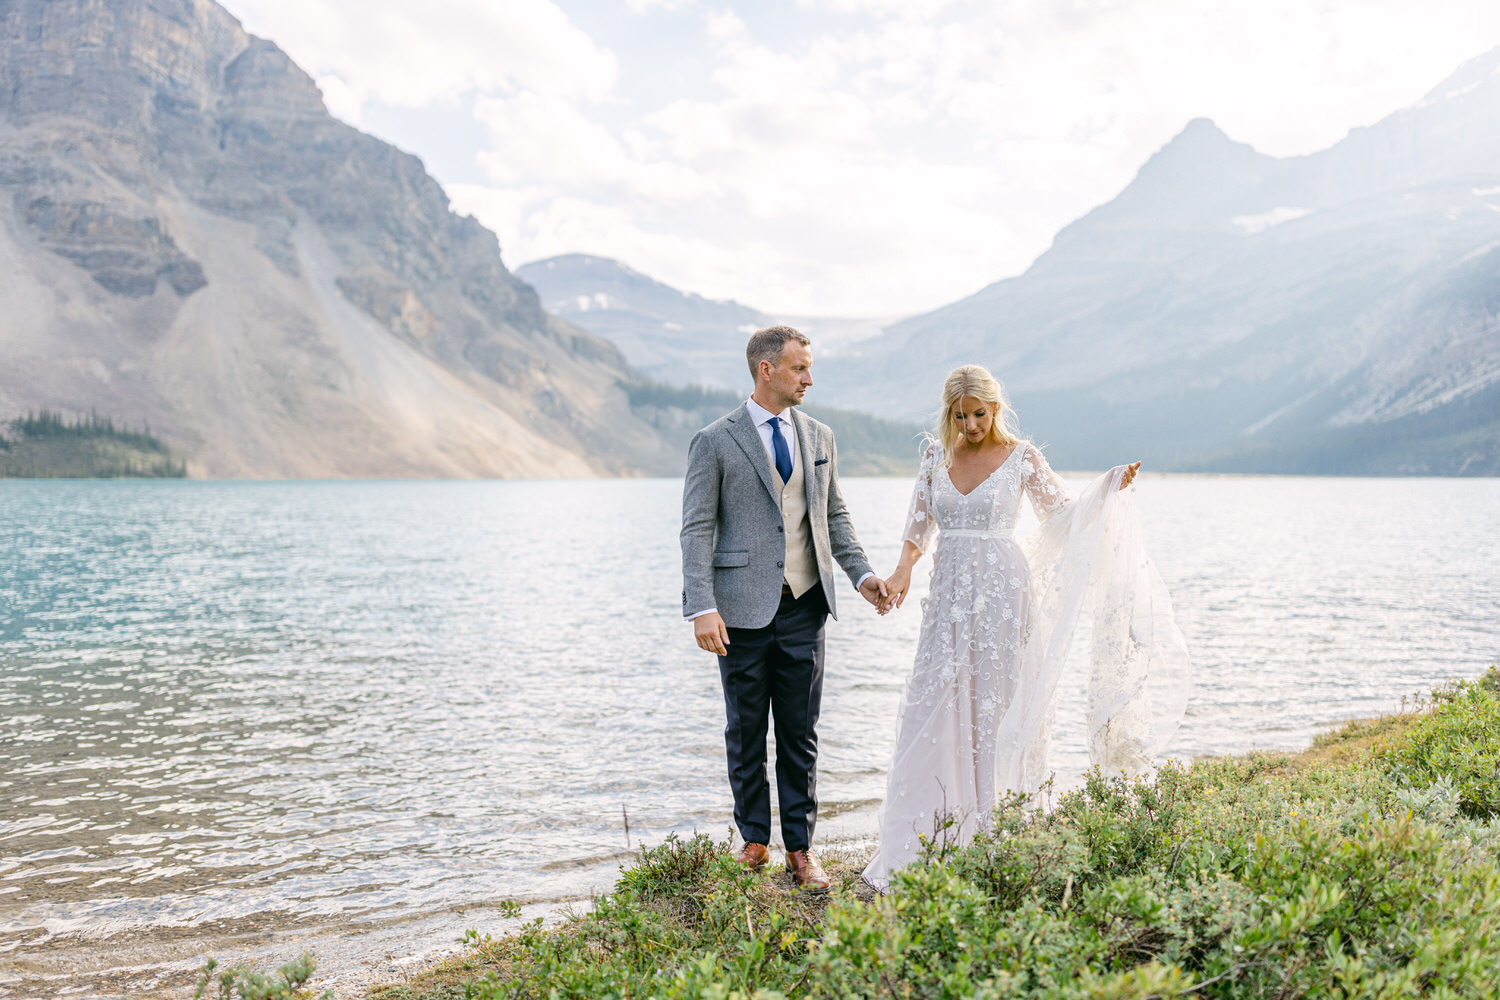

{"left": 1380, "top": 670, "right": 1500, "bottom": 818}
{"left": 383, "top": 667, "right": 1500, "bottom": 999}
{"left": 194, "top": 952, "right": 330, "bottom": 1000}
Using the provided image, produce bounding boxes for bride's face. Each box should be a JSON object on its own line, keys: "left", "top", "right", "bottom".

{"left": 951, "top": 395, "right": 992, "bottom": 446}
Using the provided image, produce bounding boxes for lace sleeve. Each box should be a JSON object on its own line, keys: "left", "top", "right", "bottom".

{"left": 1020, "top": 442, "right": 1072, "bottom": 521}
{"left": 903, "top": 442, "right": 940, "bottom": 552}
{"left": 999, "top": 458, "right": 1191, "bottom": 797}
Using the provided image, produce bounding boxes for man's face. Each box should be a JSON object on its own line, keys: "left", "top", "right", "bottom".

{"left": 763, "top": 342, "right": 814, "bottom": 409}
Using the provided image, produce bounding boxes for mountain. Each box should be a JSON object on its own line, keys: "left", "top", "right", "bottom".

{"left": 0, "top": 0, "right": 675, "bottom": 477}
{"left": 516, "top": 254, "right": 921, "bottom": 472}
{"left": 517, "top": 254, "right": 886, "bottom": 392}
{"left": 819, "top": 51, "right": 1500, "bottom": 475}
{"left": 517, "top": 254, "right": 768, "bottom": 390}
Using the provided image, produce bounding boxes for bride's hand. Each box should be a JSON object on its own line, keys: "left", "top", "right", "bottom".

{"left": 881, "top": 566, "right": 912, "bottom": 613}
{"left": 1119, "top": 461, "right": 1141, "bottom": 490}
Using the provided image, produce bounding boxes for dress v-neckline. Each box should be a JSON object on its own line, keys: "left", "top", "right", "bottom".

{"left": 943, "top": 444, "right": 1021, "bottom": 498}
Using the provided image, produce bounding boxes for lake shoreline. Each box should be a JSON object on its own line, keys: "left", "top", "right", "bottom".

{"left": 16, "top": 675, "right": 1500, "bottom": 999}
{"left": 369, "top": 670, "right": 1500, "bottom": 999}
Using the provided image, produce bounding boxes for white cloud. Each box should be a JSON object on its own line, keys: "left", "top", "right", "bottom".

{"left": 448, "top": 12, "right": 1049, "bottom": 312}
{"left": 799, "top": 0, "right": 962, "bottom": 15}
{"left": 704, "top": 9, "right": 747, "bottom": 41}
{"left": 222, "top": 0, "right": 615, "bottom": 121}
{"left": 472, "top": 92, "right": 715, "bottom": 202}
{"left": 224, "top": 0, "right": 1500, "bottom": 315}
{"left": 627, "top": 0, "right": 695, "bottom": 11}
{"left": 312, "top": 73, "right": 364, "bottom": 124}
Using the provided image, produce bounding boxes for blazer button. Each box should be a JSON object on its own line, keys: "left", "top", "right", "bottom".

{"left": 776, "top": 560, "right": 783, "bottom": 568}
{"left": 777, "top": 525, "right": 784, "bottom": 532}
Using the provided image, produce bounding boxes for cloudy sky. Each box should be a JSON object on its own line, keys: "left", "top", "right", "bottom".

{"left": 220, "top": 0, "right": 1500, "bottom": 317}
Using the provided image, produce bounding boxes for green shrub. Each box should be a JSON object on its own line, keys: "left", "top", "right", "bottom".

{"left": 427, "top": 834, "right": 850, "bottom": 1000}
{"left": 1380, "top": 667, "right": 1500, "bottom": 817}
{"left": 390, "top": 671, "right": 1500, "bottom": 999}
{"left": 194, "top": 952, "right": 329, "bottom": 1000}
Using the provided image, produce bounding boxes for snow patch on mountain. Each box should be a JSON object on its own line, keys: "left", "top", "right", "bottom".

{"left": 1233, "top": 206, "right": 1311, "bottom": 235}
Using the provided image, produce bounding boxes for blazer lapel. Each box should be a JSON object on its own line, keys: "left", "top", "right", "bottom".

{"left": 727, "top": 405, "right": 782, "bottom": 503}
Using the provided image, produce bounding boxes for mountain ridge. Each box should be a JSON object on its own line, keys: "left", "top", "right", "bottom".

{"left": 517, "top": 253, "right": 889, "bottom": 393}
{"left": 810, "top": 47, "right": 1500, "bottom": 474}
{"left": 0, "top": 0, "right": 676, "bottom": 477}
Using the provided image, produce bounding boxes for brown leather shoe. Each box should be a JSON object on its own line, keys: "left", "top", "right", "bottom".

{"left": 736, "top": 842, "right": 770, "bottom": 871}
{"left": 785, "top": 849, "right": 830, "bottom": 893}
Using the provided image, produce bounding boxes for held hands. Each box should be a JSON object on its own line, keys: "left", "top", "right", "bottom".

{"left": 876, "top": 542, "right": 923, "bottom": 615}
{"left": 858, "top": 575, "right": 890, "bottom": 610}
{"left": 876, "top": 565, "right": 912, "bottom": 615}
{"left": 700, "top": 464, "right": 1140, "bottom": 641}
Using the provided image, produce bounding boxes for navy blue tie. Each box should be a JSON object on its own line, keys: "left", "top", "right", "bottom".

{"left": 769, "top": 416, "right": 793, "bottom": 483}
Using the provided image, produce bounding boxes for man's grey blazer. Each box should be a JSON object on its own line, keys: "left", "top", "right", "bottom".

{"left": 681, "top": 403, "right": 874, "bottom": 630}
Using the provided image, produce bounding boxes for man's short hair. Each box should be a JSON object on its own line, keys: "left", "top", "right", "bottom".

{"left": 746, "top": 325, "right": 810, "bottom": 380}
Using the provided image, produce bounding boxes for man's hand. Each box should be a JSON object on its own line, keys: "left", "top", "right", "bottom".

{"left": 858, "top": 575, "right": 889, "bottom": 609}
{"left": 1119, "top": 461, "right": 1141, "bottom": 490}
{"left": 693, "top": 612, "right": 730, "bottom": 656}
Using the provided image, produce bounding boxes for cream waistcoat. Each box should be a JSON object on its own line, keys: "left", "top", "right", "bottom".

{"left": 771, "top": 443, "right": 818, "bottom": 597}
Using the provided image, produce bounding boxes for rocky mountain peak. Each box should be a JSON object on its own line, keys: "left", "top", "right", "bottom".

{"left": 1418, "top": 44, "right": 1500, "bottom": 105}
{"left": 1032, "top": 118, "right": 1276, "bottom": 274}
{"left": 1314, "top": 44, "right": 1500, "bottom": 197}
{"left": 1108, "top": 118, "right": 1273, "bottom": 213}
{"left": 220, "top": 36, "right": 330, "bottom": 121}
{"left": 0, "top": 0, "right": 674, "bottom": 476}
{"left": 1144, "top": 118, "right": 1246, "bottom": 163}
{"left": 1, "top": 0, "right": 251, "bottom": 130}
{"left": 833, "top": 50, "right": 1500, "bottom": 474}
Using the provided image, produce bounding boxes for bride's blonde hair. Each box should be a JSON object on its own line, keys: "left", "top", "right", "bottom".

{"left": 934, "top": 365, "right": 1020, "bottom": 464}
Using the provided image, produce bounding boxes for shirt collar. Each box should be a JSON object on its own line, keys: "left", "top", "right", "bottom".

{"left": 745, "top": 396, "right": 790, "bottom": 429}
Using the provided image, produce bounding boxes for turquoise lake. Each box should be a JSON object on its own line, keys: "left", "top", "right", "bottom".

{"left": 2, "top": 475, "right": 1498, "bottom": 987}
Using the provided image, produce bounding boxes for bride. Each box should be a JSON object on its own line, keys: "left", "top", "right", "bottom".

{"left": 863, "top": 365, "right": 1190, "bottom": 892}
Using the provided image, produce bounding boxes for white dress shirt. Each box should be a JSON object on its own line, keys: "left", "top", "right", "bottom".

{"left": 745, "top": 396, "right": 797, "bottom": 475}
{"left": 687, "top": 398, "right": 873, "bottom": 621}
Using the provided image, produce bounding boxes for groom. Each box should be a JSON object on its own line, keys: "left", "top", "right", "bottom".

{"left": 681, "top": 325, "right": 885, "bottom": 892}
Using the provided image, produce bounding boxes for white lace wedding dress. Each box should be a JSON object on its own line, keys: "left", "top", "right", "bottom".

{"left": 862, "top": 441, "right": 1191, "bottom": 891}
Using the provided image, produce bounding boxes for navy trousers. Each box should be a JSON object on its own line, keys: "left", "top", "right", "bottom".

{"left": 718, "top": 583, "right": 827, "bottom": 852}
